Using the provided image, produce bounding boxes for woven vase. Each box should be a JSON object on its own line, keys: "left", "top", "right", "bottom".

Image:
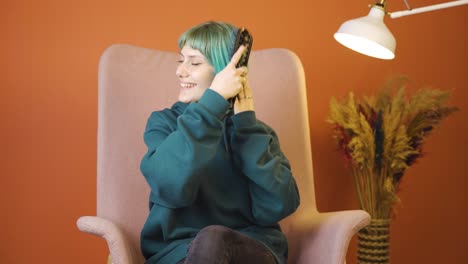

{"left": 357, "top": 218, "right": 390, "bottom": 264}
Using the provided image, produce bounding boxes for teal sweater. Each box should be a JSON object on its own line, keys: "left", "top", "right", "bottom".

{"left": 140, "top": 89, "right": 300, "bottom": 264}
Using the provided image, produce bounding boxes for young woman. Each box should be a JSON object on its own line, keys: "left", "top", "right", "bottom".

{"left": 140, "top": 21, "right": 300, "bottom": 264}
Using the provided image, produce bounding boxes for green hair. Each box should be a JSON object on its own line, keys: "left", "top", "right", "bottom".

{"left": 178, "top": 21, "right": 238, "bottom": 73}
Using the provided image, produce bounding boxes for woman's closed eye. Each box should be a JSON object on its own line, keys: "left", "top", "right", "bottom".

{"left": 177, "top": 60, "right": 202, "bottom": 66}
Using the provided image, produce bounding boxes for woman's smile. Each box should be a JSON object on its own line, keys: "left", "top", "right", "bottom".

{"left": 180, "top": 83, "right": 197, "bottom": 89}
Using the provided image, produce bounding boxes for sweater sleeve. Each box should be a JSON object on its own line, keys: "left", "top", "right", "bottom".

{"left": 140, "top": 89, "right": 230, "bottom": 209}
{"left": 230, "top": 111, "right": 300, "bottom": 226}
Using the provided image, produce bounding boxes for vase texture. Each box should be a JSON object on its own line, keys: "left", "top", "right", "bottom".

{"left": 357, "top": 218, "right": 390, "bottom": 264}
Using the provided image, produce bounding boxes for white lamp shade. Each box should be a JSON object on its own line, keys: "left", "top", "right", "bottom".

{"left": 334, "top": 7, "right": 396, "bottom": 60}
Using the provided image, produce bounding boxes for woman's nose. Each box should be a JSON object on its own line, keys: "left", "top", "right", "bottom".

{"left": 176, "top": 63, "right": 188, "bottom": 78}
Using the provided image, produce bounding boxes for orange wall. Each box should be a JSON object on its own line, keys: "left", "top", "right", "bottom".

{"left": 1, "top": 0, "right": 467, "bottom": 263}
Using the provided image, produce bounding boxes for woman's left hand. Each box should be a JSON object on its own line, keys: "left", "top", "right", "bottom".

{"left": 234, "top": 74, "right": 255, "bottom": 114}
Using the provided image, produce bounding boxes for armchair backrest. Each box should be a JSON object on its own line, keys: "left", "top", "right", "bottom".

{"left": 97, "top": 44, "right": 317, "bottom": 263}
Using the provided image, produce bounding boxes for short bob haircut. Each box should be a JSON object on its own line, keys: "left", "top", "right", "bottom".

{"left": 178, "top": 21, "right": 239, "bottom": 74}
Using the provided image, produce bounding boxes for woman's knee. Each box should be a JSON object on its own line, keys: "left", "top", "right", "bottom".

{"left": 186, "top": 225, "right": 234, "bottom": 263}
{"left": 198, "top": 225, "right": 233, "bottom": 236}
{"left": 193, "top": 225, "right": 236, "bottom": 246}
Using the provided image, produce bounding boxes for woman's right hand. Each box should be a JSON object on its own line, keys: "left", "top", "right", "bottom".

{"left": 209, "top": 45, "right": 248, "bottom": 100}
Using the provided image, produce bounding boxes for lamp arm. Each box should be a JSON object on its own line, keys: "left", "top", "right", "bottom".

{"left": 389, "top": 0, "right": 468, "bottom": 18}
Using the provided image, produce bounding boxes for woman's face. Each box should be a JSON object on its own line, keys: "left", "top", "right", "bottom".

{"left": 176, "top": 45, "right": 216, "bottom": 103}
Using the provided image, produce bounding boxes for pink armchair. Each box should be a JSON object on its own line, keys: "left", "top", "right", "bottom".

{"left": 76, "top": 44, "right": 370, "bottom": 264}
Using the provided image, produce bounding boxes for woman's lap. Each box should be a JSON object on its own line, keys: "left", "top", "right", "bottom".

{"left": 178, "top": 225, "right": 276, "bottom": 264}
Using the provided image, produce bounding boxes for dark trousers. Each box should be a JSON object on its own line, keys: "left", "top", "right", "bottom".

{"left": 178, "top": 225, "right": 277, "bottom": 264}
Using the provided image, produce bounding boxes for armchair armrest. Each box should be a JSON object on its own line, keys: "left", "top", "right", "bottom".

{"left": 76, "top": 216, "right": 135, "bottom": 264}
{"left": 296, "top": 210, "right": 370, "bottom": 264}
